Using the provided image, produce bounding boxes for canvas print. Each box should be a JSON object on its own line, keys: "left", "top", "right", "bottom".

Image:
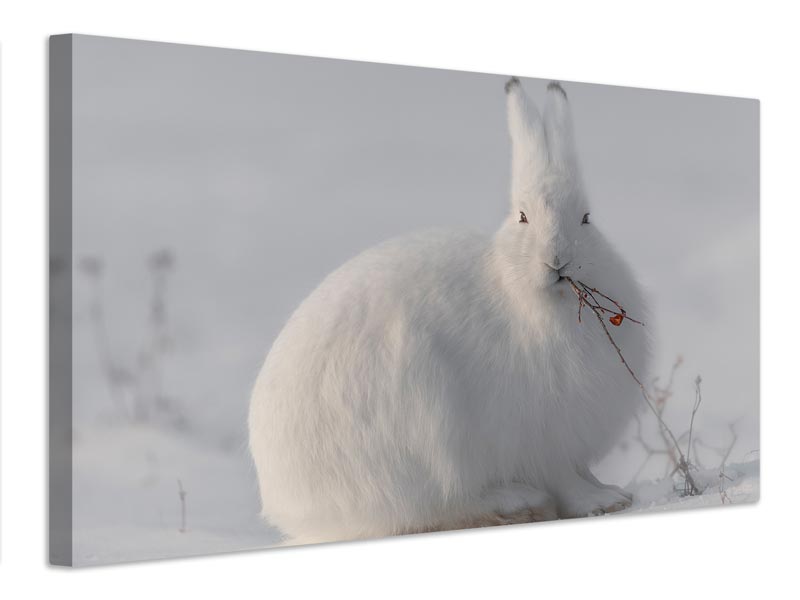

{"left": 49, "top": 34, "right": 760, "bottom": 566}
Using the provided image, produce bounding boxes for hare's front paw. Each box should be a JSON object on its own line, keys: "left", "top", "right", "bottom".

{"left": 558, "top": 477, "right": 632, "bottom": 518}
{"left": 479, "top": 483, "right": 558, "bottom": 524}
{"left": 560, "top": 486, "right": 632, "bottom": 518}
{"left": 484, "top": 483, "right": 553, "bottom": 513}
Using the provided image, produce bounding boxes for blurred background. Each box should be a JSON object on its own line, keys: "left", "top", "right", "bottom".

{"left": 60, "top": 35, "right": 758, "bottom": 564}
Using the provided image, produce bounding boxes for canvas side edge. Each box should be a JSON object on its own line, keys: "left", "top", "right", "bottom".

{"left": 48, "top": 33, "right": 74, "bottom": 567}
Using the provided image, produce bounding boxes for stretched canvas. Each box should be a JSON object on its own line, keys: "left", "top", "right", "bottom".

{"left": 49, "top": 34, "right": 760, "bottom": 566}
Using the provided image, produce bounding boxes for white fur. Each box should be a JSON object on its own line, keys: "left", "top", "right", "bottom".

{"left": 249, "top": 80, "right": 650, "bottom": 544}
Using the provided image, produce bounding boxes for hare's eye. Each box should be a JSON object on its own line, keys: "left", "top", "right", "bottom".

{"left": 581, "top": 212, "right": 590, "bottom": 225}
{"left": 519, "top": 211, "right": 528, "bottom": 224}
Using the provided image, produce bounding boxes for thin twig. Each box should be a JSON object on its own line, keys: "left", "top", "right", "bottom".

{"left": 720, "top": 422, "right": 738, "bottom": 468}
{"left": 717, "top": 423, "right": 739, "bottom": 505}
{"left": 572, "top": 280, "right": 645, "bottom": 326}
{"left": 650, "top": 357, "right": 684, "bottom": 476}
{"left": 630, "top": 413, "right": 670, "bottom": 481}
{"left": 686, "top": 376, "right": 703, "bottom": 467}
{"left": 177, "top": 479, "right": 187, "bottom": 533}
{"left": 565, "top": 277, "right": 699, "bottom": 495}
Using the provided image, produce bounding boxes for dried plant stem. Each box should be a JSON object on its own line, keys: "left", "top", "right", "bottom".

{"left": 630, "top": 413, "right": 669, "bottom": 481}
{"left": 652, "top": 357, "right": 683, "bottom": 475}
{"left": 718, "top": 424, "right": 739, "bottom": 504}
{"left": 719, "top": 422, "right": 738, "bottom": 469}
{"left": 177, "top": 479, "right": 187, "bottom": 533}
{"left": 686, "top": 376, "right": 703, "bottom": 466}
{"left": 565, "top": 277, "right": 699, "bottom": 495}
{"left": 571, "top": 279, "right": 645, "bottom": 326}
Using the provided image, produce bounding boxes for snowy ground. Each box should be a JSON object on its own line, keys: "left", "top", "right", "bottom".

{"left": 72, "top": 426, "right": 282, "bottom": 566}
{"left": 71, "top": 422, "right": 758, "bottom": 566}
{"left": 627, "top": 459, "right": 759, "bottom": 514}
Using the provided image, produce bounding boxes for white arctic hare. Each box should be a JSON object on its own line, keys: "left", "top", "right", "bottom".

{"left": 249, "top": 78, "right": 649, "bottom": 545}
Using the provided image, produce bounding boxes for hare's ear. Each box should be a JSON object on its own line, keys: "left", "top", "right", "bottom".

{"left": 543, "top": 81, "right": 579, "bottom": 173}
{"left": 505, "top": 77, "right": 547, "bottom": 206}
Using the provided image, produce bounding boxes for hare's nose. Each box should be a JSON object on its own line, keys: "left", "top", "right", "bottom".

{"left": 544, "top": 257, "right": 570, "bottom": 273}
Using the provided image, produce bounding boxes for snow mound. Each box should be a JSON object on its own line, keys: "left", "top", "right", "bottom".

{"left": 72, "top": 423, "right": 758, "bottom": 566}
{"left": 626, "top": 459, "right": 759, "bottom": 514}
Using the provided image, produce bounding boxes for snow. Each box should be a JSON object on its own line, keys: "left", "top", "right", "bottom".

{"left": 72, "top": 425, "right": 282, "bottom": 566}
{"left": 627, "top": 459, "right": 759, "bottom": 514}
{"left": 71, "top": 419, "right": 758, "bottom": 566}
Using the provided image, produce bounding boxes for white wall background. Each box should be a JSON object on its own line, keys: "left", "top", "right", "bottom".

{"left": 1, "top": 0, "right": 796, "bottom": 597}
